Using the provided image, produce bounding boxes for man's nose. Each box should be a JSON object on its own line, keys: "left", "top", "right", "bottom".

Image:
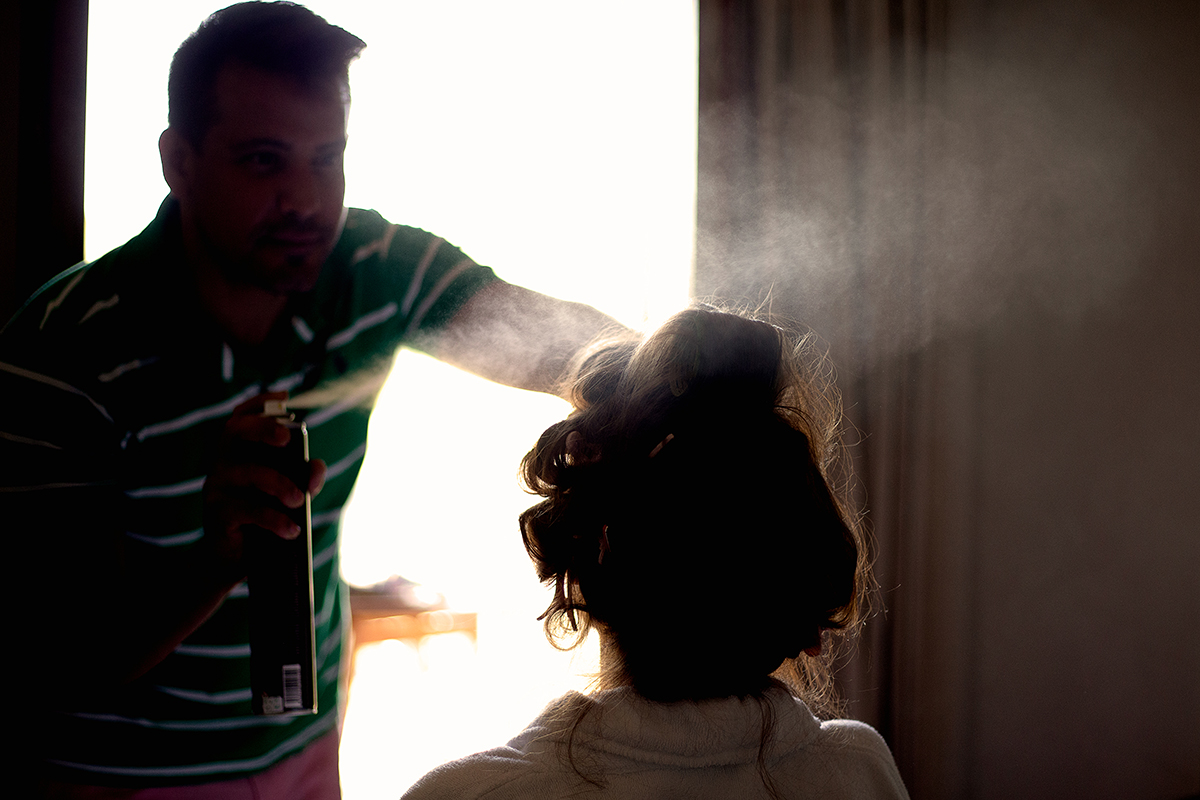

{"left": 277, "top": 167, "right": 322, "bottom": 218}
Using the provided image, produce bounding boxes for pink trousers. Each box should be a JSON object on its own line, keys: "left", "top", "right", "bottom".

{"left": 40, "top": 728, "right": 342, "bottom": 800}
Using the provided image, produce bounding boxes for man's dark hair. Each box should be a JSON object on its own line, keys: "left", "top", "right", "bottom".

{"left": 168, "top": 1, "right": 366, "bottom": 146}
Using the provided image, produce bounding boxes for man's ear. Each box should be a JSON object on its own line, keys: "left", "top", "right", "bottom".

{"left": 159, "top": 127, "right": 194, "bottom": 199}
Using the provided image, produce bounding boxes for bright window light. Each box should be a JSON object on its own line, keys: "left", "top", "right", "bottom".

{"left": 86, "top": 3, "right": 696, "bottom": 797}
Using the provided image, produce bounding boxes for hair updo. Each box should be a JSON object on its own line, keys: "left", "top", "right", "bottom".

{"left": 519, "top": 306, "right": 871, "bottom": 710}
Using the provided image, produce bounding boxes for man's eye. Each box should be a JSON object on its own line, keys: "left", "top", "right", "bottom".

{"left": 315, "top": 152, "right": 343, "bottom": 169}
{"left": 241, "top": 152, "right": 282, "bottom": 169}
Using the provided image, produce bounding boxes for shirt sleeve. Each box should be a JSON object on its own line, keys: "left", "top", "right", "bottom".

{"left": 0, "top": 282, "right": 128, "bottom": 697}
{"left": 326, "top": 209, "right": 499, "bottom": 347}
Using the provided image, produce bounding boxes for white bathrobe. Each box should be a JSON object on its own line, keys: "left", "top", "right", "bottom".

{"left": 401, "top": 685, "right": 910, "bottom": 799}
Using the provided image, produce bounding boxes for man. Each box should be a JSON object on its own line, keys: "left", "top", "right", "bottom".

{"left": 1, "top": 2, "right": 622, "bottom": 796}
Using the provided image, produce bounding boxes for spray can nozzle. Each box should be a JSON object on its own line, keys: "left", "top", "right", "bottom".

{"left": 262, "top": 399, "right": 290, "bottom": 418}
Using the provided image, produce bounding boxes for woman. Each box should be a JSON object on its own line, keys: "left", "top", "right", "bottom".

{"left": 403, "top": 307, "right": 909, "bottom": 799}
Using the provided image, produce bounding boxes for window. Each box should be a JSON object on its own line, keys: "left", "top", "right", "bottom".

{"left": 86, "top": 3, "right": 695, "bottom": 795}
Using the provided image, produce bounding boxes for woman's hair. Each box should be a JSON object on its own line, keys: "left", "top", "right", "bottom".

{"left": 519, "top": 305, "right": 872, "bottom": 714}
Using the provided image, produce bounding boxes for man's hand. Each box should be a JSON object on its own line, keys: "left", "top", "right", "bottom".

{"left": 203, "top": 391, "right": 327, "bottom": 579}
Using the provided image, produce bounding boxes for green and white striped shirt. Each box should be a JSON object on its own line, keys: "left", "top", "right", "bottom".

{"left": 0, "top": 197, "right": 496, "bottom": 785}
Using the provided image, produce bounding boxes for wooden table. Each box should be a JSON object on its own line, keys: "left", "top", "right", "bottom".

{"left": 348, "top": 604, "right": 478, "bottom": 677}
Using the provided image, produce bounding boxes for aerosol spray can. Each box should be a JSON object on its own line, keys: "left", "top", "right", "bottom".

{"left": 248, "top": 399, "right": 318, "bottom": 716}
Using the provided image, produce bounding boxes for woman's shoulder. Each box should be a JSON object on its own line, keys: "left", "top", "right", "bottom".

{"left": 786, "top": 711, "right": 909, "bottom": 799}
{"left": 818, "top": 716, "right": 892, "bottom": 747}
{"left": 400, "top": 745, "right": 529, "bottom": 800}
{"left": 401, "top": 693, "right": 588, "bottom": 800}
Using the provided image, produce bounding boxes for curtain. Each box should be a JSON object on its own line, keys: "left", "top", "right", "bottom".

{"left": 697, "top": 0, "right": 962, "bottom": 789}
{"left": 2, "top": 0, "right": 89, "bottom": 325}
{"left": 695, "top": 2, "right": 1200, "bottom": 798}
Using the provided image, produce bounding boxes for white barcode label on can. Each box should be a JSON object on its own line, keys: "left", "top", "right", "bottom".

{"left": 282, "top": 664, "right": 303, "bottom": 709}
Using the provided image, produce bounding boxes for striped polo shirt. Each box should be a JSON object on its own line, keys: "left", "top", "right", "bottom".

{"left": 0, "top": 197, "right": 496, "bottom": 784}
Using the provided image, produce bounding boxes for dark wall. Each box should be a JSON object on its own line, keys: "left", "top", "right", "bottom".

{"left": 1, "top": 0, "right": 88, "bottom": 326}
{"left": 0, "top": 3, "right": 19, "bottom": 324}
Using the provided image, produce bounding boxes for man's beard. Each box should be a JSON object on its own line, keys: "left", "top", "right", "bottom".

{"left": 205, "top": 219, "right": 336, "bottom": 296}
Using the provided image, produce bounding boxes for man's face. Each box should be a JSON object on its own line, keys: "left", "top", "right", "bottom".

{"left": 172, "top": 62, "right": 350, "bottom": 295}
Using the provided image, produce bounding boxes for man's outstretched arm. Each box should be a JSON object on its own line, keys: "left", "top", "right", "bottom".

{"left": 424, "top": 280, "right": 631, "bottom": 397}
